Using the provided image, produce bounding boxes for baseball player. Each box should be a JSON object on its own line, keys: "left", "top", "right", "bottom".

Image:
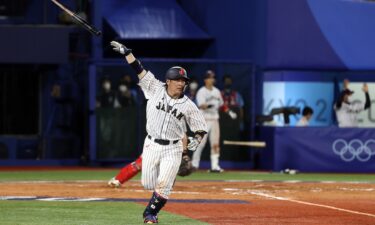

{"left": 192, "top": 70, "right": 224, "bottom": 172}
{"left": 334, "top": 80, "right": 371, "bottom": 127}
{"left": 108, "top": 135, "right": 188, "bottom": 188}
{"left": 296, "top": 106, "right": 314, "bottom": 126}
{"left": 110, "top": 41, "right": 207, "bottom": 224}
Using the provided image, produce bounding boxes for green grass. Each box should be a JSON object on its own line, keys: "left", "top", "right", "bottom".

{"left": 0, "top": 170, "right": 118, "bottom": 181}
{"left": 0, "top": 201, "right": 208, "bottom": 225}
{"left": 0, "top": 169, "right": 374, "bottom": 182}
{"left": 0, "top": 170, "right": 374, "bottom": 224}
{"left": 178, "top": 171, "right": 375, "bottom": 182}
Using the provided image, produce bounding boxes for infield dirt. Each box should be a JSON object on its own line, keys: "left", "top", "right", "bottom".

{"left": 1, "top": 180, "right": 375, "bottom": 224}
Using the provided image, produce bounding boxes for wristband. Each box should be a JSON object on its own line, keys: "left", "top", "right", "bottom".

{"left": 124, "top": 48, "right": 132, "bottom": 56}
{"left": 130, "top": 59, "right": 144, "bottom": 74}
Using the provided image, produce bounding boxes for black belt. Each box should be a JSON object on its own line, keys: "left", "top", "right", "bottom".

{"left": 147, "top": 135, "right": 178, "bottom": 145}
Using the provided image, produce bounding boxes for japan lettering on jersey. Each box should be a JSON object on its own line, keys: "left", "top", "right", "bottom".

{"left": 334, "top": 101, "right": 365, "bottom": 127}
{"left": 196, "top": 86, "right": 224, "bottom": 120}
{"left": 138, "top": 71, "right": 207, "bottom": 140}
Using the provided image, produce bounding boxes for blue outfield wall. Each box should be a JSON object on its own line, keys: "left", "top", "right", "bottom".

{"left": 306, "top": 0, "right": 375, "bottom": 70}
{"left": 266, "top": 0, "right": 375, "bottom": 70}
{"left": 3, "top": 0, "right": 375, "bottom": 67}
{"left": 180, "top": 0, "right": 375, "bottom": 69}
{"left": 259, "top": 127, "right": 375, "bottom": 173}
{"left": 179, "top": 0, "right": 266, "bottom": 63}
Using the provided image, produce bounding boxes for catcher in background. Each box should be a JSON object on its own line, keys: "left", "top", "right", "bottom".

{"left": 108, "top": 135, "right": 193, "bottom": 188}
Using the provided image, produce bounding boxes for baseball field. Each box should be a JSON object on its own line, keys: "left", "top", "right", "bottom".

{"left": 0, "top": 168, "right": 375, "bottom": 225}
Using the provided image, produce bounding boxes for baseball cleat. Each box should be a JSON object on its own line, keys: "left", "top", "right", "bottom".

{"left": 144, "top": 214, "right": 158, "bottom": 224}
{"left": 107, "top": 177, "right": 121, "bottom": 188}
{"left": 208, "top": 168, "right": 224, "bottom": 173}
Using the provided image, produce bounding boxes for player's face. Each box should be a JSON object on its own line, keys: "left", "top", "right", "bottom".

{"left": 224, "top": 78, "right": 232, "bottom": 86}
{"left": 204, "top": 77, "right": 215, "bottom": 86}
{"left": 167, "top": 78, "right": 186, "bottom": 98}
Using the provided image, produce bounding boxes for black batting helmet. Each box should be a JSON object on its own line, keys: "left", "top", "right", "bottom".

{"left": 165, "top": 66, "right": 189, "bottom": 82}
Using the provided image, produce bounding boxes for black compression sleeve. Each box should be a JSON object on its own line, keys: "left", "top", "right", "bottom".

{"left": 336, "top": 101, "right": 342, "bottom": 109}
{"left": 129, "top": 59, "right": 144, "bottom": 75}
{"left": 364, "top": 92, "right": 371, "bottom": 109}
{"left": 335, "top": 93, "right": 344, "bottom": 109}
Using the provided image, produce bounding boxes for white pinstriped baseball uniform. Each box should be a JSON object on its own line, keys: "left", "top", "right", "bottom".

{"left": 138, "top": 71, "right": 207, "bottom": 198}
{"left": 334, "top": 102, "right": 366, "bottom": 127}
{"left": 192, "top": 86, "right": 224, "bottom": 170}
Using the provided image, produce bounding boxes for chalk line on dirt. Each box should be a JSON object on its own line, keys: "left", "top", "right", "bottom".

{"left": 249, "top": 191, "right": 375, "bottom": 218}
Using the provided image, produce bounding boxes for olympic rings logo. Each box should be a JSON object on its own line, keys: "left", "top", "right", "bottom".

{"left": 332, "top": 139, "right": 375, "bottom": 162}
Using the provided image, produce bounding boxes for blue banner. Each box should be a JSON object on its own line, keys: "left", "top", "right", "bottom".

{"left": 262, "top": 71, "right": 375, "bottom": 127}
{"left": 263, "top": 81, "right": 334, "bottom": 126}
{"left": 259, "top": 127, "right": 375, "bottom": 172}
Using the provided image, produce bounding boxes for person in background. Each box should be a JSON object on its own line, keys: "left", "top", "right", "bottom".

{"left": 296, "top": 106, "right": 314, "bottom": 126}
{"left": 96, "top": 77, "right": 116, "bottom": 108}
{"left": 121, "top": 74, "right": 139, "bottom": 100}
{"left": 96, "top": 77, "right": 116, "bottom": 152}
{"left": 192, "top": 70, "right": 224, "bottom": 173}
{"left": 334, "top": 79, "right": 371, "bottom": 127}
{"left": 220, "top": 74, "right": 244, "bottom": 122}
{"left": 114, "top": 80, "right": 136, "bottom": 108}
{"left": 186, "top": 76, "right": 199, "bottom": 103}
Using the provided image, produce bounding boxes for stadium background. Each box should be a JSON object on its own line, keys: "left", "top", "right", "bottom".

{"left": 1, "top": 0, "right": 375, "bottom": 172}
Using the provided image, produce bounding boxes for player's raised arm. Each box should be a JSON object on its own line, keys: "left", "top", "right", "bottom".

{"left": 363, "top": 83, "right": 371, "bottom": 110}
{"left": 110, "top": 41, "right": 147, "bottom": 80}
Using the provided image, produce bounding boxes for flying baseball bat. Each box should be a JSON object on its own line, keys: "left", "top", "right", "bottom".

{"left": 223, "top": 140, "right": 266, "bottom": 148}
{"left": 51, "top": 0, "right": 101, "bottom": 36}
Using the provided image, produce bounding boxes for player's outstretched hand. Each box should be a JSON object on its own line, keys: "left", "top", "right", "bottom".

{"left": 344, "top": 79, "right": 350, "bottom": 90}
{"left": 187, "top": 137, "right": 200, "bottom": 151}
{"left": 110, "top": 41, "right": 132, "bottom": 55}
{"left": 362, "top": 83, "right": 369, "bottom": 93}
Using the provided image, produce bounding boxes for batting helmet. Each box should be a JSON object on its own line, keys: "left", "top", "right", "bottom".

{"left": 165, "top": 66, "right": 190, "bottom": 82}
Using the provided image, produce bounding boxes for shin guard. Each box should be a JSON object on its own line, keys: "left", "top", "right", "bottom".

{"left": 115, "top": 156, "right": 142, "bottom": 184}
{"left": 143, "top": 192, "right": 167, "bottom": 217}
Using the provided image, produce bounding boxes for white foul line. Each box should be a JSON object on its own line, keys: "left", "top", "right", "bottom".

{"left": 249, "top": 191, "right": 375, "bottom": 218}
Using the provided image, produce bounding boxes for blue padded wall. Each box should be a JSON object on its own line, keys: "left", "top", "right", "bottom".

{"left": 266, "top": 0, "right": 375, "bottom": 70}
{"left": 102, "top": 0, "right": 210, "bottom": 39}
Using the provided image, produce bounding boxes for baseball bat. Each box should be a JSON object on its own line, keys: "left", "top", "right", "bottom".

{"left": 223, "top": 140, "right": 266, "bottom": 148}
{"left": 51, "top": 0, "right": 102, "bottom": 36}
